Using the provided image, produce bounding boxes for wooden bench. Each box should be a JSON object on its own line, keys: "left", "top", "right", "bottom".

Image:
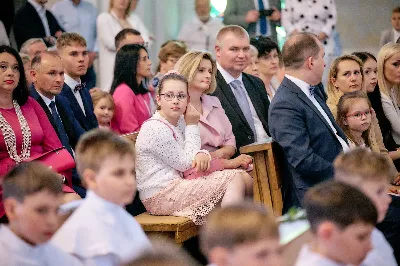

{"left": 240, "top": 138, "right": 284, "bottom": 216}
{"left": 122, "top": 132, "right": 199, "bottom": 245}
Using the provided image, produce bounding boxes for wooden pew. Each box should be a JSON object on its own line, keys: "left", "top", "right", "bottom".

{"left": 121, "top": 131, "right": 199, "bottom": 246}
{"left": 240, "top": 138, "right": 284, "bottom": 216}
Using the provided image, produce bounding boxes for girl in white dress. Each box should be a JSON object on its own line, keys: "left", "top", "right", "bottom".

{"left": 135, "top": 72, "right": 253, "bottom": 225}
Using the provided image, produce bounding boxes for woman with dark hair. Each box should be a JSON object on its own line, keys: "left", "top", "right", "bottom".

{"left": 250, "top": 37, "right": 281, "bottom": 100}
{"left": 111, "top": 44, "right": 155, "bottom": 134}
{"left": 0, "top": 45, "right": 68, "bottom": 221}
{"left": 352, "top": 52, "right": 400, "bottom": 163}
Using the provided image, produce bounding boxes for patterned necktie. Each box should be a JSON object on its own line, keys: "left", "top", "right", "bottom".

{"left": 258, "top": 0, "right": 268, "bottom": 35}
{"left": 74, "top": 83, "right": 83, "bottom": 93}
{"left": 230, "top": 80, "right": 257, "bottom": 140}
{"left": 49, "top": 101, "right": 71, "bottom": 153}
{"left": 309, "top": 85, "right": 317, "bottom": 97}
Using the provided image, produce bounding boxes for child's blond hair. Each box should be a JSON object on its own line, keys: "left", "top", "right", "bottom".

{"left": 56, "top": 32, "right": 87, "bottom": 51}
{"left": 200, "top": 201, "right": 279, "bottom": 256}
{"left": 90, "top": 90, "right": 115, "bottom": 111}
{"left": 75, "top": 129, "right": 135, "bottom": 176}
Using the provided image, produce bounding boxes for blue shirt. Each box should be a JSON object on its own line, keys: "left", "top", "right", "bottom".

{"left": 51, "top": 0, "right": 98, "bottom": 51}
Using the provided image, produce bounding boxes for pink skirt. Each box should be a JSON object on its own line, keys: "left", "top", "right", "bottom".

{"left": 142, "top": 169, "right": 244, "bottom": 225}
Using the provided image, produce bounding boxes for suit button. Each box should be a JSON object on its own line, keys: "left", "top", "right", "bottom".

{"left": 248, "top": 136, "right": 252, "bottom": 140}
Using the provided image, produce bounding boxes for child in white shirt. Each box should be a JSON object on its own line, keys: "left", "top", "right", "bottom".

{"left": 52, "top": 129, "right": 152, "bottom": 266}
{"left": 0, "top": 161, "right": 82, "bottom": 266}
{"left": 296, "top": 181, "right": 377, "bottom": 266}
{"left": 334, "top": 148, "right": 397, "bottom": 266}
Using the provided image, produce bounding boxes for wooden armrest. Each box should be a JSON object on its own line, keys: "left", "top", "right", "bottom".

{"left": 240, "top": 137, "right": 273, "bottom": 153}
{"left": 121, "top": 131, "right": 139, "bottom": 143}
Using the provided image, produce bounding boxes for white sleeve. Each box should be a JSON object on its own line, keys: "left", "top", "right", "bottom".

{"left": 97, "top": 13, "right": 117, "bottom": 52}
{"left": 141, "top": 122, "right": 201, "bottom": 172}
{"left": 83, "top": 254, "right": 119, "bottom": 266}
{"left": 321, "top": 0, "right": 337, "bottom": 37}
{"left": 381, "top": 93, "right": 400, "bottom": 136}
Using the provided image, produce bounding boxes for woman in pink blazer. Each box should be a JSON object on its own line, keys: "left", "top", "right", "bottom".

{"left": 111, "top": 44, "right": 155, "bottom": 134}
{"left": 176, "top": 51, "right": 252, "bottom": 169}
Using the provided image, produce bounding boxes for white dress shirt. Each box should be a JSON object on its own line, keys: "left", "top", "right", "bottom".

{"left": 253, "top": 0, "right": 272, "bottom": 36}
{"left": 217, "top": 63, "right": 270, "bottom": 141}
{"left": 286, "top": 74, "right": 349, "bottom": 152}
{"left": 178, "top": 16, "right": 223, "bottom": 56}
{"left": 52, "top": 191, "right": 152, "bottom": 266}
{"left": 295, "top": 244, "right": 346, "bottom": 266}
{"left": 28, "top": 0, "right": 51, "bottom": 37}
{"left": 51, "top": 0, "right": 98, "bottom": 52}
{"left": 36, "top": 90, "right": 58, "bottom": 114}
{"left": 64, "top": 74, "right": 86, "bottom": 115}
{"left": 0, "top": 225, "right": 82, "bottom": 266}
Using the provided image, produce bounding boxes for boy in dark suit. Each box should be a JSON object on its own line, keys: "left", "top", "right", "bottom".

{"left": 57, "top": 32, "right": 98, "bottom": 131}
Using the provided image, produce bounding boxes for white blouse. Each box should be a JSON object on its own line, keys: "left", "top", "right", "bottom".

{"left": 135, "top": 112, "right": 201, "bottom": 200}
{"left": 51, "top": 191, "right": 152, "bottom": 266}
{"left": 0, "top": 225, "right": 82, "bottom": 266}
{"left": 381, "top": 88, "right": 400, "bottom": 145}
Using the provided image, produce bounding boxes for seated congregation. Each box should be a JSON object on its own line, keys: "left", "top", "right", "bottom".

{"left": 2, "top": 5, "right": 400, "bottom": 264}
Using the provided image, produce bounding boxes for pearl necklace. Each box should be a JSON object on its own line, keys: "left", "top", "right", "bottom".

{"left": 0, "top": 100, "right": 32, "bottom": 164}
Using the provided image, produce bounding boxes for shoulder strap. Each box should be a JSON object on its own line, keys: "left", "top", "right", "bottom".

{"left": 144, "top": 119, "right": 177, "bottom": 140}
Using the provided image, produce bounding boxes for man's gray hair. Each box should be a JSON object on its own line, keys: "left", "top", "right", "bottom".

{"left": 20, "top": 38, "right": 46, "bottom": 54}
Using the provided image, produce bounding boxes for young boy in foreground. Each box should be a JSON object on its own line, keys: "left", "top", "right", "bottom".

{"left": 0, "top": 162, "right": 82, "bottom": 265}
{"left": 52, "top": 129, "right": 151, "bottom": 266}
{"left": 200, "top": 201, "right": 283, "bottom": 266}
{"left": 296, "top": 181, "right": 377, "bottom": 266}
{"left": 334, "top": 148, "right": 397, "bottom": 265}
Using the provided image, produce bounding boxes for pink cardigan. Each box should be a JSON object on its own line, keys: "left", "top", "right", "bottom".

{"left": 199, "top": 95, "right": 236, "bottom": 152}
{"left": 111, "top": 83, "right": 153, "bottom": 134}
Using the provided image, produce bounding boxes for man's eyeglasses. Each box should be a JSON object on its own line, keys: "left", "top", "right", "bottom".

{"left": 346, "top": 108, "right": 372, "bottom": 119}
{"left": 160, "top": 92, "right": 188, "bottom": 101}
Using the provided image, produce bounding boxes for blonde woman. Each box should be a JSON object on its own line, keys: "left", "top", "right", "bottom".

{"left": 175, "top": 51, "right": 252, "bottom": 169}
{"left": 97, "top": 0, "right": 150, "bottom": 91}
{"left": 378, "top": 43, "right": 400, "bottom": 146}
{"left": 327, "top": 55, "right": 387, "bottom": 156}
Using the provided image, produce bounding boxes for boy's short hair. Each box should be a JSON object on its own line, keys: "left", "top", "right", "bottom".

{"left": 304, "top": 180, "right": 377, "bottom": 233}
{"left": 56, "top": 32, "right": 87, "bottom": 50}
{"left": 75, "top": 129, "right": 135, "bottom": 175}
{"left": 334, "top": 148, "right": 397, "bottom": 183}
{"left": 392, "top": 6, "right": 400, "bottom": 13}
{"left": 2, "top": 162, "right": 63, "bottom": 202}
{"left": 200, "top": 201, "right": 279, "bottom": 256}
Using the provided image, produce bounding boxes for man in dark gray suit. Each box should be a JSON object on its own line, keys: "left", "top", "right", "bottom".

{"left": 212, "top": 25, "right": 270, "bottom": 155}
{"left": 223, "top": 0, "right": 281, "bottom": 43}
{"left": 268, "top": 32, "right": 349, "bottom": 212}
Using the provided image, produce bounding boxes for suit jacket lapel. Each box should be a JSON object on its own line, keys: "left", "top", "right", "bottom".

{"left": 242, "top": 75, "right": 268, "bottom": 127}
{"left": 63, "top": 84, "right": 86, "bottom": 121}
{"left": 27, "top": 3, "right": 46, "bottom": 36}
{"left": 216, "top": 71, "right": 252, "bottom": 130}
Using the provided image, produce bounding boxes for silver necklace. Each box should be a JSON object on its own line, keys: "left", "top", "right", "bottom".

{"left": 0, "top": 100, "right": 32, "bottom": 163}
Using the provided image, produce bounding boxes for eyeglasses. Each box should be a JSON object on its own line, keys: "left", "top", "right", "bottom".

{"left": 160, "top": 92, "right": 188, "bottom": 101}
{"left": 346, "top": 108, "right": 372, "bottom": 119}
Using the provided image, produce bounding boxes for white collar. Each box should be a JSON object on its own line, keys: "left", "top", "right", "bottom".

{"left": 298, "top": 244, "right": 347, "bottom": 266}
{"left": 0, "top": 225, "right": 48, "bottom": 256}
{"left": 64, "top": 74, "right": 81, "bottom": 93}
{"left": 36, "top": 89, "right": 55, "bottom": 106}
{"left": 285, "top": 74, "right": 312, "bottom": 98}
{"left": 216, "top": 62, "right": 243, "bottom": 85}
{"left": 28, "top": 0, "right": 45, "bottom": 13}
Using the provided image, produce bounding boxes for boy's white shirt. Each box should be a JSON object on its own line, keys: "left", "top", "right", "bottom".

{"left": 51, "top": 190, "right": 152, "bottom": 266}
{"left": 295, "top": 228, "right": 397, "bottom": 266}
{"left": 0, "top": 225, "right": 82, "bottom": 266}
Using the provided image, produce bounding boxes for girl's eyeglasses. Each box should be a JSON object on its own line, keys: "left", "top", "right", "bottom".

{"left": 346, "top": 108, "right": 372, "bottom": 119}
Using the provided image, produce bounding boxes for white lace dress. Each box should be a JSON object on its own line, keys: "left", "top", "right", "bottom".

{"left": 135, "top": 112, "right": 243, "bottom": 225}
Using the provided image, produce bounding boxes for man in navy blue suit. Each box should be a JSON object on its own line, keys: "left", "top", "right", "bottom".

{"left": 30, "top": 51, "right": 86, "bottom": 197}
{"left": 268, "top": 32, "right": 349, "bottom": 212}
{"left": 57, "top": 32, "right": 98, "bottom": 131}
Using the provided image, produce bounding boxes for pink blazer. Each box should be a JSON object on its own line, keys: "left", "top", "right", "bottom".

{"left": 111, "top": 83, "right": 152, "bottom": 134}
{"left": 199, "top": 95, "right": 236, "bottom": 152}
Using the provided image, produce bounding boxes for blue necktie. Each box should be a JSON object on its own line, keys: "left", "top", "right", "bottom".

{"left": 230, "top": 80, "right": 257, "bottom": 141}
{"left": 258, "top": 0, "right": 268, "bottom": 35}
{"left": 49, "top": 101, "right": 71, "bottom": 153}
{"left": 309, "top": 85, "right": 317, "bottom": 96}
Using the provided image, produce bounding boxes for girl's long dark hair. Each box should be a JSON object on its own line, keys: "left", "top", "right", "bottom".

{"left": 0, "top": 45, "right": 29, "bottom": 106}
{"left": 110, "top": 44, "right": 148, "bottom": 95}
